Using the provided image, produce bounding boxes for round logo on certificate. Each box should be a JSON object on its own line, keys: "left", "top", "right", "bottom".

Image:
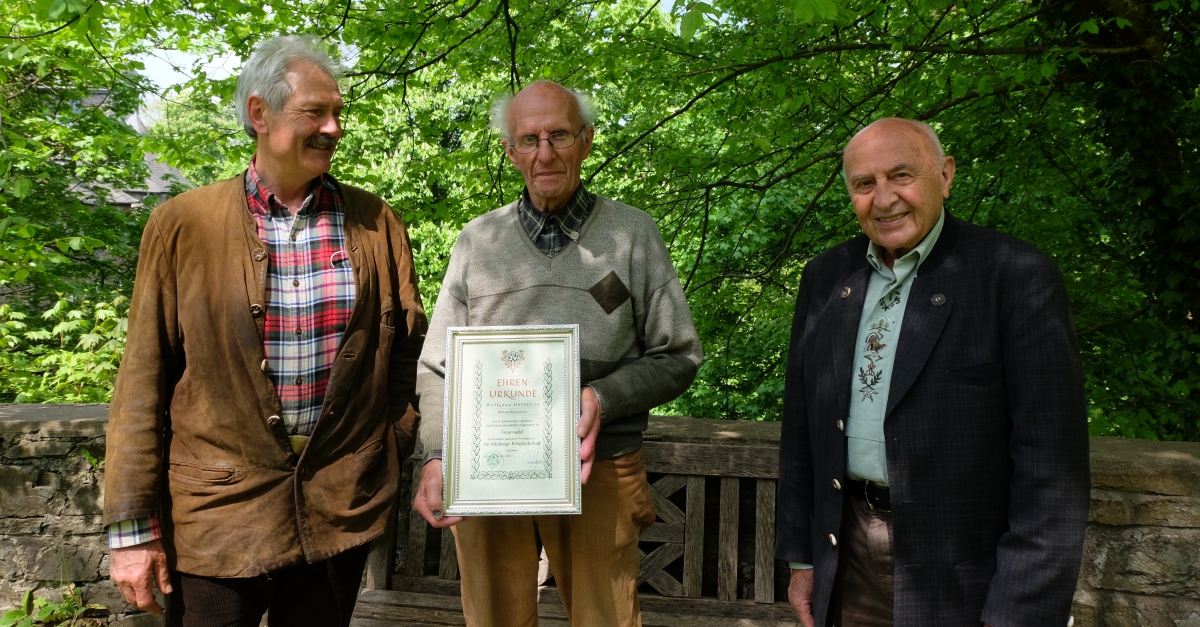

{"left": 485, "top": 451, "right": 502, "bottom": 470}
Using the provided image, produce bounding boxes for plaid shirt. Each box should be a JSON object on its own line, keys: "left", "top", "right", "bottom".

{"left": 516, "top": 185, "right": 596, "bottom": 257}
{"left": 108, "top": 158, "right": 356, "bottom": 548}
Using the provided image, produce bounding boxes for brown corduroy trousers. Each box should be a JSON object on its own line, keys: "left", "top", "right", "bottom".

{"left": 452, "top": 448, "right": 657, "bottom": 627}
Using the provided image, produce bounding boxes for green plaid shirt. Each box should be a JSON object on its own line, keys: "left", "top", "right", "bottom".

{"left": 516, "top": 185, "right": 596, "bottom": 257}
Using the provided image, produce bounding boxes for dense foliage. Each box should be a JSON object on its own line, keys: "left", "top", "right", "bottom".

{"left": 1, "top": 0, "right": 1197, "bottom": 440}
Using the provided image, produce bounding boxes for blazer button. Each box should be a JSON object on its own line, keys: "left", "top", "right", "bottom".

{"left": 266, "top": 415, "right": 281, "bottom": 427}
{"left": 828, "top": 534, "right": 838, "bottom": 547}
{"left": 931, "top": 293, "right": 946, "bottom": 306}
{"left": 250, "top": 304, "right": 264, "bottom": 317}
{"left": 260, "top": 359, "right": 268, "bottom": 372}
{"left": 253, "top": 249, "right": 267, "bottom": 262}
{"left": 832, "top": 479, "right": 842, "bottom": 490}
{"left": 840, "top": 287, "right": 851, "bottom": 299}
{"left": 837, "top": 420, "right": 845, "bottom": 432}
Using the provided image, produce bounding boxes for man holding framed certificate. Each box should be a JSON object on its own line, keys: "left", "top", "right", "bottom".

{"left": 414, "top": 80, "right": 703, "bottom": 627}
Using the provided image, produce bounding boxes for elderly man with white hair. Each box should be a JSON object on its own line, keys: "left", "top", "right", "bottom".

{"left": 103, "top": 35, "right": 426, "bottom": 626}
{"left": 775, "top": 117, "right": 1089, "bottom": 627}
{"left": 412, "top": 80, "right": 703, "bottom": 627}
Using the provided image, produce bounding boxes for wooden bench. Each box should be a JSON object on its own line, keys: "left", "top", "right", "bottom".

{"left": 352, "top": 416, "right": 797, "bottom": 626}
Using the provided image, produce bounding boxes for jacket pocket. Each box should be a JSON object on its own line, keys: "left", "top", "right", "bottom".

{"left": 949, "top": 361, "right": 1001, "bottom": 387}
{"left": 167, "top": 461, "right": 244, "bottom": 485}
{"left": 953, "top": 553, "right": 996, "bottom": 615}
{"left": 354, "top": 435, "right": 384, "bottom": 459}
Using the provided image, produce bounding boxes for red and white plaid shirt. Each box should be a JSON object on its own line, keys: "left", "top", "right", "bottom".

{"left": 108, "top": 158, "right": 356, "bottom": 548}
{"left": 246, "top": 157, "right": 356, "bottom": 437}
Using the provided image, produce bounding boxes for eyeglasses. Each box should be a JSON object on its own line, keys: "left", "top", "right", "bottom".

{"left": 507, "top": 125, "right": 588, "bottom": 154}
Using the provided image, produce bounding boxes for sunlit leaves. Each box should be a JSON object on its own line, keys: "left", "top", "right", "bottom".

{"left": 792, "top": 0, "right": 837, "bottom": 23}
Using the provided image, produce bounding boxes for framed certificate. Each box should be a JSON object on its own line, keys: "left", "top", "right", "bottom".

{"left": 442, "top": 325, "right": 582, "bottom": 515}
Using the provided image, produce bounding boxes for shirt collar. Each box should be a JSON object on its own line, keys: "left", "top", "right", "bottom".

{"left": 517, "top": 184, "right": 596, "bottom": 242}
{"left": 865, "top": 208, "right": 946, "bottom": 274}
{"left": 245, "top": 156, "right": 327, "bottom": 218}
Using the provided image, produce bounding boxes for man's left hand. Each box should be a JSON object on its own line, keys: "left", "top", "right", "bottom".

{"left": 579, "top": 387, "right": 601, "bottom": 484}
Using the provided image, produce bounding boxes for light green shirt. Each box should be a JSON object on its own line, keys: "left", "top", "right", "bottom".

{"left": 846, "top": 209, "right": 945, "bottom": 486}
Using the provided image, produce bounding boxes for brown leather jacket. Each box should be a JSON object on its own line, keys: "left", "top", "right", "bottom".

{"left": 103, "top": 176, "right": 426, "bottom": 577}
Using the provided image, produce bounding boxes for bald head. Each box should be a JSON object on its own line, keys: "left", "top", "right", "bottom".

{"left": 845, "top": 118, "right": 944, "bottom": 177}
{"left": 490, "top": 81, "right": 595, "bottom": 139}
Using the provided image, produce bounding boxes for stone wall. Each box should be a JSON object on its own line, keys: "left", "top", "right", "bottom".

{"left": 1073, "top": 437, "right": 1200, "bottom": 627}
{"left": 0, "top": 404, "right": 151, "bottom": 625}
{"left": 2, "top": 404, "right": 1199, "bottom": 626}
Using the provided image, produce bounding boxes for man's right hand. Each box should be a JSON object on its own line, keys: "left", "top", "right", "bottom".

{"left": 414, "top": 459, "right": 464, "bottom": 528}
{"left": 787, "top": 568, "right": 816, "bottom": 627}
{"left": 110, "top": 539, "right": 172, "bottom": 615}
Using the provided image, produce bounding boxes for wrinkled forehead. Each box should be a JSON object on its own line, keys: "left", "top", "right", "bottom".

{"left": 507, "top": 85, "right": 581, "bottom": 134}
{"left": 844, "top": 124, "right": 936, "bottom": 172}
{"left": 284, "top": 60, "right": 343, "bottom": 104}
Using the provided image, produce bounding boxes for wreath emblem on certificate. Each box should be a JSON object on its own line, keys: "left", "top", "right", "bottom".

{"left": 501, "top": 349, "right": 525, "bottom": 373}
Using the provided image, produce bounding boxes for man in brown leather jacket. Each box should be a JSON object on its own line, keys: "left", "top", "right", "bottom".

{"left": 102, "top": 35, "right": 426, "bottom": 626}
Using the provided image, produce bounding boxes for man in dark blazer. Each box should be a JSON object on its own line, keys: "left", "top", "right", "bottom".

{"left": 775, "top": 117, "right": 1089, "bottom": 627}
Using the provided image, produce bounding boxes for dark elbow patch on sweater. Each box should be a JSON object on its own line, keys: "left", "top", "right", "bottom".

{"left": 589, "top": 271, "right": 631, "bottom": 314}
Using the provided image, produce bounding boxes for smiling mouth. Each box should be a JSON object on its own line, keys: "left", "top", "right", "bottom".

{"left": 305, "top": 134, "right": 338, "bottom": 151}
{"left": 877, "top": 213, "right": 908, "bottom": 223}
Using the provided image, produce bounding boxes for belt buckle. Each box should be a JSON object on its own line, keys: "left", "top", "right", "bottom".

{"left": 865, "top": 480, "right": 886, "bottom": 511}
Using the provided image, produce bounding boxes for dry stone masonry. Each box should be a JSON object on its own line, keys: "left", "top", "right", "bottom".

{"left": 1, "top": 404, "right": 1198, "bottom": 626}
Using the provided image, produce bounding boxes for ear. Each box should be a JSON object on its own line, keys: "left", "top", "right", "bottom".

{"left": 580, "top": 127, "right": 594, "bottom": 160}
{"left": 247, "top": 94, "right": 272, "bottom": 138}
{"left": 502, "top": 138, "right": 518, "bottom": 167}
{"left": 939, "top": 155, "right": 956, "bottom": 198}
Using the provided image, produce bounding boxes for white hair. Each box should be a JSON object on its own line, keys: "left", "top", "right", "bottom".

{"left": 489, "top": 81, "right": 597, "bottom": 139}
{"left": 235, "top": 36, "right": 341, "bottom": 139}
{"left": 842, "top": 117, "right": 946, "bottom": 182}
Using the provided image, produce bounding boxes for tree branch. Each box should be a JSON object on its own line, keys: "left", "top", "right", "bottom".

{"left": 683, "top": 188, "right": 710, "bottom": 292}
{"left": 916, "top": 73, "right": 1096, "bottom": 120}
{"left": 688, "top": 165, "right": 841, "bottom": 293}
{"left": 1079, "top": 304, "right": 1152, "bottom": 336}
{"left": 0, "top": 5, "right": 91, "bottom": 39}
{"left": 679, "top": 42, "right": 1144, "bottom": 79}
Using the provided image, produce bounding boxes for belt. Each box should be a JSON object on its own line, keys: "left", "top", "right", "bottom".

{"left": 845, "top": 478, "right": 891, "bottom": 512}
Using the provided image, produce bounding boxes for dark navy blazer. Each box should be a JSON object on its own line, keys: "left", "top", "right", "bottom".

{"left": 775, "top": 213, "right": 1090, "bottom": 627}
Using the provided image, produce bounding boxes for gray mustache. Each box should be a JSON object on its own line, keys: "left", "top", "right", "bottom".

{"left": 306, "top": 134, "right": 338, "bottom": 150}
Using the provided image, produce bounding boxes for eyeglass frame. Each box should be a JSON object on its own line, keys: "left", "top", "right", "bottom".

{"left": 505, "top": 125, "right": 590, "bottom": 154}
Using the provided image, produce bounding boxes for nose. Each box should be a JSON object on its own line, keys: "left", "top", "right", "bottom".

{"left": 320, "top": 112, "right": 343, "bottom": 139}
{"left": 872, "top": 176, "right": 897, "bottom": 211}
{"left": 534, "top": 136, "right": 556, "bottom": 163}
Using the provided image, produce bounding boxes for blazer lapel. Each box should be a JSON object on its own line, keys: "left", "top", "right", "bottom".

{"left": 886, "top": 279, "right": 953, "bottom": 417}
{"left": 885, "top": 213, "right": 962, "bottom": 417}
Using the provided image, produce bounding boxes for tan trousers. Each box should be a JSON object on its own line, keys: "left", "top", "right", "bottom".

{"left": 835, "top": 495, "right": 896, "bottom": 627}
{"left": 452, "top": 449, "right": 657, "bottom": 627}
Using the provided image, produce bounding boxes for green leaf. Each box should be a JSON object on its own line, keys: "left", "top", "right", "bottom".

{"left": 793, "top": 0, "right": 836, "bottom": 22}
{"left": 10, "top": 177, "right": 31, "bottom": 199}
{"left": 680, "top": 9, "right": 703, "bottom": 41}
{"left": 1078, "top": 19, "right": 1099, "bottom": 35}
{"left": 1, "top": 609, "right": 28, "bottom": 627}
